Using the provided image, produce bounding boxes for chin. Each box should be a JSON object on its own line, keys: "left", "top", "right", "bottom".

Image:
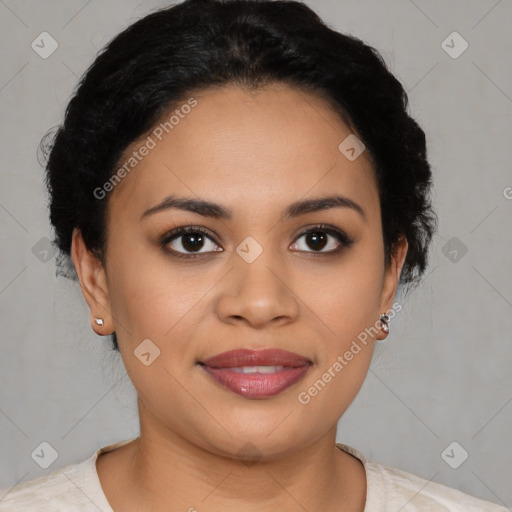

{"left": 197, "top": 421, "right": 314, "bottom": 463}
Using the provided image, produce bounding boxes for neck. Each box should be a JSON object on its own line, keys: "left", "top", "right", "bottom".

{"left": 102, "top": 400, "right": 366, "bottom": 512}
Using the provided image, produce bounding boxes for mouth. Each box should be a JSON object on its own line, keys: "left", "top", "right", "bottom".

{"left": 198, "top": 349, "right": 313, "bottom": 399}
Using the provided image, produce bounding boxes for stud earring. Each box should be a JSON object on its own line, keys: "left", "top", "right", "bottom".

{"left": 379, "top": 313, "right": 390, "bottom": 334}
{"left": 94, "top": 317, "right": 104, "bottom": 327}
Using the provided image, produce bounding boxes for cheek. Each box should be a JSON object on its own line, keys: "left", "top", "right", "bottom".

{"left": 294, "top": 270, "right": 381, "bottom": 422}
{"left": 294, "top": 247, "right": 384, "bottom": 345}
{"left": 291, "top": 245, "right": 383, "bottom": 411}
{"left": 121, "top": 350, "right": 214, "bottom": 450}
{"left": 105, "top": 235, "right": 192, "bottom": 343}
{"left": 295, "top": 344, "right": 373, "bottom": 433}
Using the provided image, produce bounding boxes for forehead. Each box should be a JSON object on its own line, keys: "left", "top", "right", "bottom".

{"left": 108, "top": 83, "right": 379, "bottom": 223}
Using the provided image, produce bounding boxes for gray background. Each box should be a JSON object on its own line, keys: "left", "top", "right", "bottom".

{"left": 0, "top": 0, "right": 511, "bottom": 507}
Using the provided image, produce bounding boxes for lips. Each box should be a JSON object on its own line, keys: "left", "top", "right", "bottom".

{"left": 199, "top": 349, "right": 312, "bottom": 399}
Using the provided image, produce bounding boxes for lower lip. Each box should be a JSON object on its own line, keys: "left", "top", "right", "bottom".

{"left": 200, "top": 365, "right": 311, "bottom": 399}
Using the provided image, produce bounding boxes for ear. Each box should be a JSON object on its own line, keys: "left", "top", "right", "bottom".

{"left": 377, "top": 234, "right": 408, "bottom": 338}
{"left": 71, "top": 227, "right": 113, "bottom": 335}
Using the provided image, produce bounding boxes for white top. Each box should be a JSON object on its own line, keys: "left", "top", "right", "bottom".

{"left": 0, "top": 438, "right": 507, "bottom": 511}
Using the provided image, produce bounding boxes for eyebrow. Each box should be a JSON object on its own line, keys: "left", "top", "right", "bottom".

{"left": 140, "top": 195, "right": 366, "bottom": 222}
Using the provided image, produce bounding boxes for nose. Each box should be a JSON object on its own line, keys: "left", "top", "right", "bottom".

{"left": 215, "top": 253, "right": 300, "bottom": 329}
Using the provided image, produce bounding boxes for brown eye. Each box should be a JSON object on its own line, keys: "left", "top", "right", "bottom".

{"left": 291, "top": 224, "right": 354, "bottom": 254}
{"left": 161, "top": 227, "right": 222, "bottom": 257}
{"left": 303, "top": 231, "right": 329, "bottom": 251}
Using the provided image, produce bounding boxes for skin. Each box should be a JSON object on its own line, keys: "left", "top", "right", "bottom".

{"left": 71, "top": 82, "right": 408, "bottom": 512}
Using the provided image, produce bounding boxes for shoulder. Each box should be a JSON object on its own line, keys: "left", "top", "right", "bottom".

{"left": 365, "top": 460, "right": 509, "bottom": 511}
{"left": 337, "top": 443, "right": 509, "bottom": 511}
{"left": 0, "top": 438, "right": 136, "bottom": 512}
{"left": 0, "top": 457, "right": 96, "bottom": 511}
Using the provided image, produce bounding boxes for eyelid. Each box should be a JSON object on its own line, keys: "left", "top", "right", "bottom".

{"left": 293, "top": 223, "right": 355, "bottom": 253}
{"left": 160, "top": 225, "right": 221, "bottom": 254}
{"left": 295, "top": 223, "right": 353, "bottom": 242}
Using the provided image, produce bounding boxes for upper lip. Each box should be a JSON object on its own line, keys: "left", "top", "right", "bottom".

{"left": 200, "top": 349, "right": 312, "bottom": 368}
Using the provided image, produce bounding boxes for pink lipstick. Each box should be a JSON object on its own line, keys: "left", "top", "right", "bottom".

{"left": 199, "top": 349, "right": 312, "bottom": 399}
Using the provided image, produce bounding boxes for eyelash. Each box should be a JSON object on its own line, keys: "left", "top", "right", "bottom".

{"left": 160, "top": 223, "right": 355, "bottom": 259}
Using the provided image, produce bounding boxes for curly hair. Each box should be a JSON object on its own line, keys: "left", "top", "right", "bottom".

{"left": 42, "top": 0, "right": 437, "bottom": 352}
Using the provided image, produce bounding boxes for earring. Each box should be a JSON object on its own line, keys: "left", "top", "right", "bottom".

{"left": 94, "top": 317, "right": 104, "bottom": 327}
{"left": 379, "top": 313, "right": 390, "bottom": 334}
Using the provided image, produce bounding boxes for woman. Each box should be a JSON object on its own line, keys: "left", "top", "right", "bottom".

{"left": 0, "top": 0, "right": 507, "bottom": 510}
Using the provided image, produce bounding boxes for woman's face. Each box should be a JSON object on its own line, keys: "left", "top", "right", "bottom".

{"left": 74, "top": 83, "right": 406, "bottom": 459}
